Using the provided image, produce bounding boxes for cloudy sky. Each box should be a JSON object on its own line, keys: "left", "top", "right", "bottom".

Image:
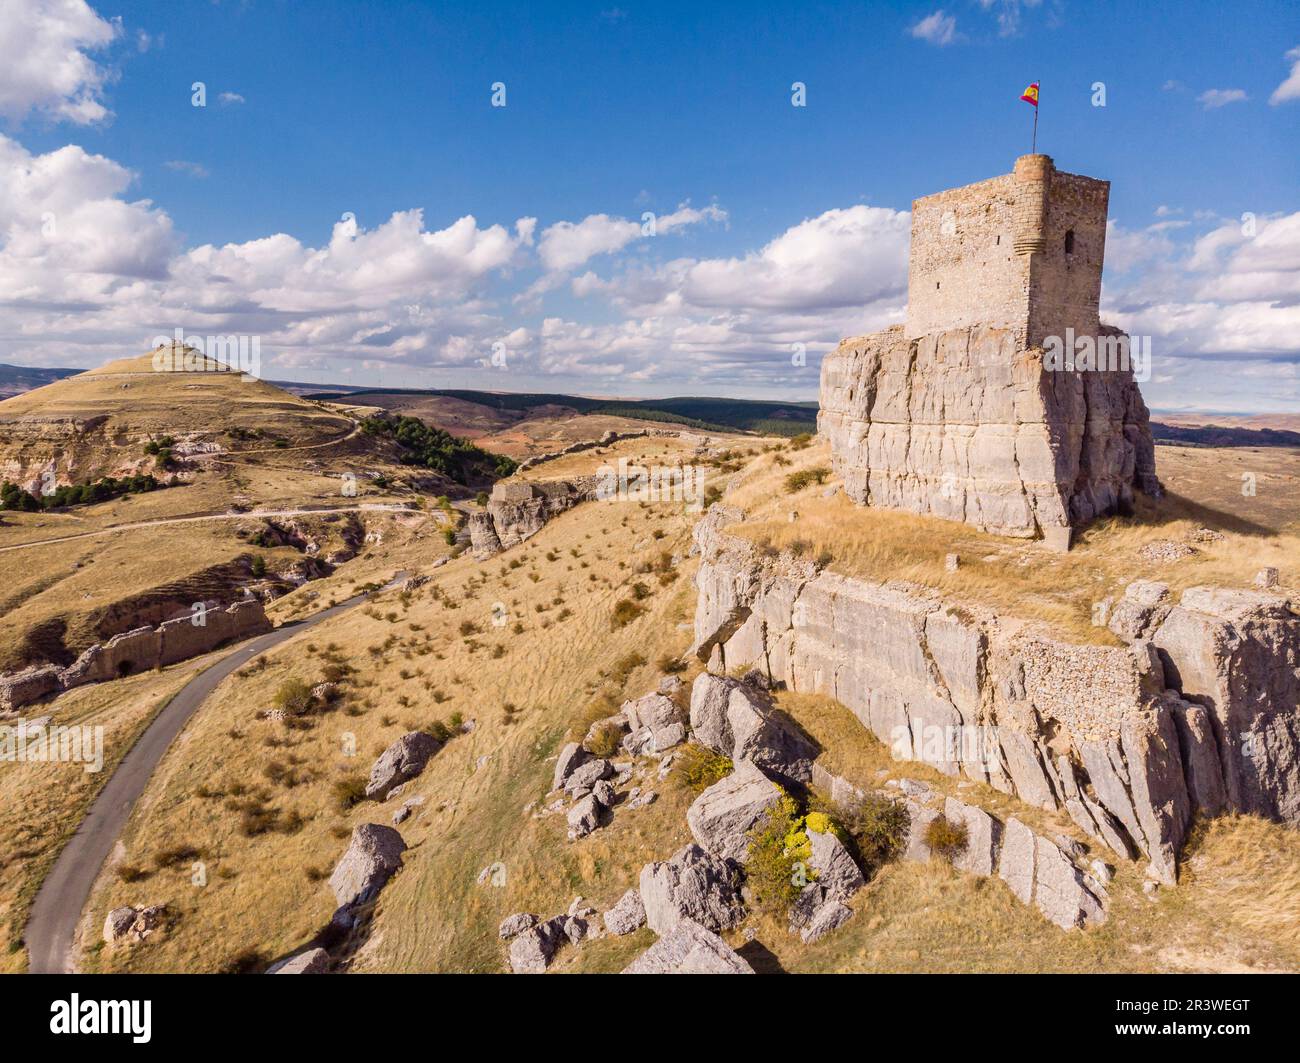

{"left": 1, "top": 0, "right": 1297, "bottom": 412}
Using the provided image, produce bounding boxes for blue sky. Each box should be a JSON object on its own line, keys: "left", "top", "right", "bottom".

{"left": 1, "top": 0, "right": 1297, "bottom": 411}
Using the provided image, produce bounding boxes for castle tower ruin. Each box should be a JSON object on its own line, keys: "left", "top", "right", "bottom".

{"left": 819, "top": 154, "right": 1160, "bottom": 549}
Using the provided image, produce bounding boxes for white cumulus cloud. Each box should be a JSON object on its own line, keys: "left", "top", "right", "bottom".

{"left": 0, "top": 0, "right": 118, "bottom": 124}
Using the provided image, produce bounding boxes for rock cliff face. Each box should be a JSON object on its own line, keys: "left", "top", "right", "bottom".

{"left": 468, "top": 477, "right": 600, "bottom": 559}
{"left": 818, "top": 325, "right": 1160, "bottom": 545}
{"left": 691, "top": 506, "right": 1300, "bottom": 882}
{"left": 0, "top": 599, "right": 271, "bottom": 712}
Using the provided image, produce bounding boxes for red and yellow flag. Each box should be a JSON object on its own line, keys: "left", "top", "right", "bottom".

{"left": 1020, "top": 82, "right": 1040, "bottom": 107}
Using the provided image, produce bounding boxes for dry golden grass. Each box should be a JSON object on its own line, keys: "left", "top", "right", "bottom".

{"left": 79, "top": 479, "right": 705, "bottom": 973}
{"left": 725, "top": 439, "right": 1300, "bottom": 644}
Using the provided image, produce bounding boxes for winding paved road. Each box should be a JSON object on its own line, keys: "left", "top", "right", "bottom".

{"left": 24, "top": 572, "right": 406, "bottom": 974}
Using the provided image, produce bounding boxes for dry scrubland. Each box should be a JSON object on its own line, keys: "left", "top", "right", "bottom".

{"left": 56, "top": 433, "right": 1300, "bottom": 973}
{"left": 727, "top": 439, "right": 1299, "bottom": 644}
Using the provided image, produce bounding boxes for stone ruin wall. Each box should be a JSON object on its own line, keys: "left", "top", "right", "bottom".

{"left": 0, "top": 599, "right": 271, "bottom": 712}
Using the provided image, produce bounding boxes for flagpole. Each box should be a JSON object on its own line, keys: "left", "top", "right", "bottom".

{"left": 1032, "top": 79, "right": 1039, "bottom": 153}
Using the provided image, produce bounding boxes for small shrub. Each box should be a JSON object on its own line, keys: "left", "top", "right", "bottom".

{"left": 925, "top": 815, "right": 969, "bottom": 864}
{"left": 677, "top": 744, "right": 733, "bottom": 792}
{"left": 273, "top": 678, "right": 314, "bottom": 717}
{"left": 745, "top": 795, "right": 803, "bottom": 915}
{"left": 783, "top": 466, "right": 831, "bottom": 494}
{"left": 838, "top": 793, "right": 910, "bottom": 874}
{"left": 332, "top": 776, "right": 367, "bottom": 813}
{"left": 611, "top": 598, "right": 645, "bottom": 628}
{"left": 116, "top": 864, "right": 148, "bottom": 883}
{"left": 584, "top": 722, "right": 624, "bottom": 758}
{"left": 153, "top": 844, "right": 201, "bottom": 870}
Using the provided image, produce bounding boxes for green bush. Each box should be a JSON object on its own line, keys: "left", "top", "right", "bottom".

{"left": 925, "top": 815, "right": 969, "bottom": 864}
{"left": 584, "top": 722, "right": 624, "bottom": 758}
{"left": 783, "top": 466, "right": 831, "bottom": 493}
{"left": 273, "top": 678, "right": 314, "bottom": 716}
{"left": 678, "top": 744, "right": 733, "bottom": 791}
{"left": 837, "top": 793, "right": 910, "bottom": 873}
{"left": 745, "top": 794, "right": 804, "bottom": 915}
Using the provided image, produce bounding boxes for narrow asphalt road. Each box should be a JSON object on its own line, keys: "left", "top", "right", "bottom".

{"left": 24, "top": 571, "right": 407, "bottom": 974}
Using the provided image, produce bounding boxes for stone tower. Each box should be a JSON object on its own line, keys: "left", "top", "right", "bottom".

{"left": 819, "top": 155, "right": 1160, "bottom": 549}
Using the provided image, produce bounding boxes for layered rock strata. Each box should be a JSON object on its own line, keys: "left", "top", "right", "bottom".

{"left": 691, "top": 505, "right": 1300, "bottom": 883}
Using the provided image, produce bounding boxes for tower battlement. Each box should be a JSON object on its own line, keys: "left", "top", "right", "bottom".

{"left": 905, "top": 154, "right": 1109, "bottom": 350}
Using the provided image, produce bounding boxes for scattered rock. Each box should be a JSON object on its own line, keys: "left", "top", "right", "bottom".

{"left": 552, "top": 742, "right": 589, "bottom": 791}
{"left": 658, "top": 674, "right": 684, "bottom": 696}
{"left": 622, "top": 918, "right": 754, "bottom": 974}
{"left": 603, "top": 888, "right": 646, "bottom": 935}
{"left": 564, "top": 757, "right": 612, "bottom": 795}
{"left": 509, "top": 918, "right": 565, "bottom": 974}
{"left": 807, "top": 826, "right": 865, "bottom": 898}
{"left": 103, "top": 906, "right": 139, "bottom": 944}
{"left": 639, "top": 843, "right": 745, "bottom": 934}
{"left": 567, "top": 793, "right": 603, "bottom": 839}
{"left": 1255, "top": 567, "right": 1280, "bottom": 590}
{"left": 686, "top": 760, "right": 782, "bottom": 863}
{"left": 628, "top": 789, "right": 658, "bottom": 810}
{"left": 364, "top": 731, "right": 442, "bottom": 801}
{"left": 499, "top": 912, "right": 537, "bottom": 940}
{"left": 1143, "top": 880, "right": 1160, "bottom": 901}
{"left": 801, "top": 898, "right": 854, "bottom": 944}
{"left": 329, "top": 823, "right": 407, "bottom": 911}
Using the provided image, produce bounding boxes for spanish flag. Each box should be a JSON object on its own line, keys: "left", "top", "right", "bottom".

{"left": 1020, "top": 82, "right": 1040, "bottom": 107}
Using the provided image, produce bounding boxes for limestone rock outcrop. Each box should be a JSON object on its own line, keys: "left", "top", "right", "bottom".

{"left": 0, "top": 599, "right": 271, "bottom": 712}
{"left": 819, "top": 326, "right": 1159, "bottom": 544}
{"left": 694, "top": 507, "right": 1300, "bottom": 883}
{"left": 468, "top": 477, "right": 600, "bottom": 559}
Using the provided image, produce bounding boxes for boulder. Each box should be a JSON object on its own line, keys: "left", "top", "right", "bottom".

{"left": 509, "top": 918, "right": 565, "bottom": 973}
{"left": 622, "top": 918, "right": 754, "bottom": 974}
{"left": 901, "top": 797, "right": 941, "bottom": 863}
{"left": 567, "top": 794, "right": 602, "bottom": 839}
{"left": 623, "top": 692, "right": 682, "bottom": 732}
{"left": 552, "top": 742, "right": 589, "bottom": 791}
{"left": 1107, "top": 580, "right": 1172, "bottom": 642}
{"left": 800, "top": 898, "right": 854, "bottom": 944}
{"left": 788, "top": 883, "right": 827, "bottom": 933}
{"left": 329, "top": 823, "right": 407, "bottom": 909}
{"left": 564, "top": 757, "right": 612, "bottom": 795}
{"left": 103, "top": 906, "right": 138, "bottom": 944}
{"left": 498, "top": 912, "right": 538, "bottom": 940}
{"left": 639, "top": 843, "right": 746, "bottom": 934}
{"left": 686, "top": 761, "right": 782, "bottom": 863}
{"left": 603, "top": 888, "right": 646, "bottom": 936}
{"left": 689, "top": 674, "right": 815, "bottom": 783}
{"left": 267, "top": 948, "right": 330, "bottom": 974}
{"left": 364, "top": 731, "right": 442, "bottom": 800}
{"left": 807, "top": 826, "right": 865, "bottom": 898}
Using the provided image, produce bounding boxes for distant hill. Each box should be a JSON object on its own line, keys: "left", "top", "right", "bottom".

{"left": 1151, "top": 422, "right": 1300, "bottom": 448}
{"left": 0, "top": 363, "right": 80, "bottom": 399}
{"left": 307, "top": 387, "right": 820, "bottom": 437}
